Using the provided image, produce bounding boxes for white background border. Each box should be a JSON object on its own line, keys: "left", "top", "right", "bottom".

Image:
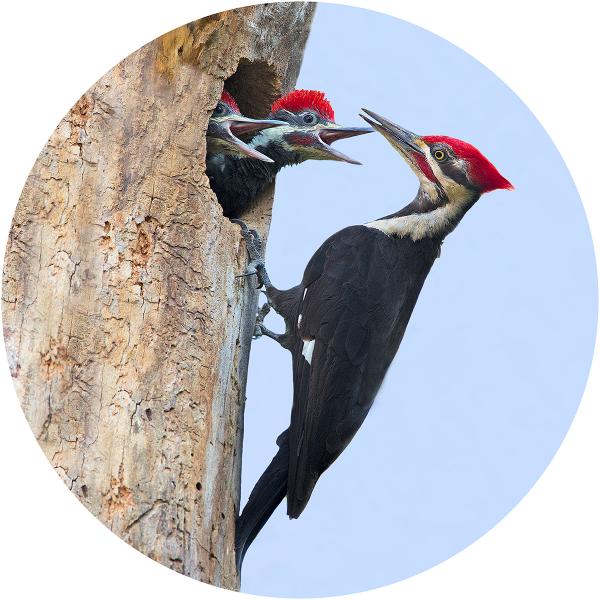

{"left": 0, "top": 1, "right": 598, "bottom": 598}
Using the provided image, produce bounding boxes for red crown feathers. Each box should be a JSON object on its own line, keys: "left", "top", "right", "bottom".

{"left": 423, "top": 135, "right": 513, "bottom": 193}
{"left": 271, "top": 89, "right": 335, "bottom": 121}
{"left": 220, "top": 90, "right": 240, "bottom": 113}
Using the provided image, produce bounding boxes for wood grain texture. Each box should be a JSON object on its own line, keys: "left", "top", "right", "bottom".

{"left": 2, "top": 2, "right": 315, "bottom": 590}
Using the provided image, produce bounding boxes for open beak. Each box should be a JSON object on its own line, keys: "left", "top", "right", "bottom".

{"left": 208, "top": 116, "right": 286, "bottom": 162}
{"left": 315, "top": 124, "right": 373, "bottom": 165}
{"left": 229, "top": 115, "right": 288, "bottom": 139}
{"left": 359, "top": 109, "right": 424, "bottom": 156}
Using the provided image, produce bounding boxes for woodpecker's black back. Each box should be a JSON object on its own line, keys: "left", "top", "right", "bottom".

{"left": 236, "top": 224, "right": 441, "bottom": 563}
{"left": 284, "top": 225, "right": 440, "bottom": 516}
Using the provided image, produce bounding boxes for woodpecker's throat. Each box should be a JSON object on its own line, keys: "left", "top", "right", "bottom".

{"left": 366, "top": 183, "right": 479, "bottom": 241}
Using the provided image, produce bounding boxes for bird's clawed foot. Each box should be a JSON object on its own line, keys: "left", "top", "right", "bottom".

{"left": 232, "top": 219, "right": 271, "bottom": 288}
{"left": 253, "top": 302, "right": 272, "bottom": 338}
{"left": 252, "top": 300, "right": 292, "bottom": 350}
{"left": 231, "top": 219, "right": 263, "bottom": 261}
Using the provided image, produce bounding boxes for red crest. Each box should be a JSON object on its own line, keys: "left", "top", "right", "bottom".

{"left": 271, "top": 89, "right": 335, "bottom": 121}
{"left": 423, "top": 135, "right": 513, "bottom": 193}
{"left": 220, "top": 90, "right": 240, "bottom": 113}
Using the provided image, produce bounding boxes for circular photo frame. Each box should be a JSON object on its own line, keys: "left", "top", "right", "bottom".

{"left": 3, "top": 2, "right": 597, "bottom": 598}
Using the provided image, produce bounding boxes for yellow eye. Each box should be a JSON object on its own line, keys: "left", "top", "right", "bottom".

{"left": 434, "top": 150, "right": 446, "bottom": 161}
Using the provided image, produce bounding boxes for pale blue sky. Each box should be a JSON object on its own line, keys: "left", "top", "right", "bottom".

{"left": 241, "top": 3, "right": 597, "bottom": 597}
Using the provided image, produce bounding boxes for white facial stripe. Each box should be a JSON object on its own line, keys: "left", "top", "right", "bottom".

{"left": 302, "top": 339, "right": 315, "bottom": 364}
{"left": 424, "top": 146, "right": 471, "bottom": 205}
{"left": 424, "top": 146, "right": 454, "bottom": 189}
{"left": 251, "top": 126, "right": 293, "bottom": 150}
{"left": 253, "top": 125, "right": 330, "bottom": 159}
{"left": 419, "top": 178, "right": 438, "bottom": 200}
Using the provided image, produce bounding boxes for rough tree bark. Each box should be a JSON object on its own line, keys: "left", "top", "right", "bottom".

{"left": 2, "top": 3, "right": 315, "bottom": 591}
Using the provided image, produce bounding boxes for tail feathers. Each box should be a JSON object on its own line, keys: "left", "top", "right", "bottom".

{"left": 235, "top": 430, "right": 290, "bottom": 573}
{"left": 286, "top": 482, "right": 315, "bottom": 520}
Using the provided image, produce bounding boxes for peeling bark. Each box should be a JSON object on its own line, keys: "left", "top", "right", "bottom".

{"left": 2, "top": 3, "right": 315, "bottom": 590}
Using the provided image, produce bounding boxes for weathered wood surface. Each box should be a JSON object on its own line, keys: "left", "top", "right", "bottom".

{"left": 2, "top": 3, "right": 315, "bottom": 590}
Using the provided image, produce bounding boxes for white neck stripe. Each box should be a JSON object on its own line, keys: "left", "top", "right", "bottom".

{"left": 365, "top": 202, "right": 463, "bottom": 241}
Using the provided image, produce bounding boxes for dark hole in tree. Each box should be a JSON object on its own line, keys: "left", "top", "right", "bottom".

{"left": 225, "top": 59, "right": 280, "bottom": 118}
{"left": 196, "top": 482, "right": 202, "bottom": 491}
{"left": 205, "top": 59, "right": 281, "bottom": 219}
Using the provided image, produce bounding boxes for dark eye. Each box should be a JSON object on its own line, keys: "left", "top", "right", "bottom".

{"left": 213, "top": 103, "right": 226, "bottom": 116}
{"left": 302, "top": 112, "right": 317, "bottom": 124}
{"left": 433, "top": 149, "right": 446, "bottom": 161}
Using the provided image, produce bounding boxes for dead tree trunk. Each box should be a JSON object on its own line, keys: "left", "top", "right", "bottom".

{"left": 2, "top": 3, "right": 315, "bottom": 590}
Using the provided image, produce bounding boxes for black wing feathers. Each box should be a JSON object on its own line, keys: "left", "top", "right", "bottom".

{"left": 286, "top": 226, "right": 439, "bottom": 518}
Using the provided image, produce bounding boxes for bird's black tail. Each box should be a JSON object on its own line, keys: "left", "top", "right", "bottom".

{"left": 235, "top": 429, "right": 289, "bottom": 573}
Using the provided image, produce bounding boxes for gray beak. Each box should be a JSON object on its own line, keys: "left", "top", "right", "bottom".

{"left": 315, "top": 124, "right": 373, "bottom": 165}
{"left": 229, "top": 116, "right": 288, "bottom": 139}
{"left": 359, "top": 109, "right": 424, "bottom": 155}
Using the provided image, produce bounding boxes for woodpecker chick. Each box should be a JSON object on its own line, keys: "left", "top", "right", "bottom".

{"left": 234, "top": 110, "right": 512, "bottom": 571}
{"left": 206, "top": 90, "right": 286, "bottom": 162}
{"left": 206, "top": 89, "right": 372, "bottom": 218}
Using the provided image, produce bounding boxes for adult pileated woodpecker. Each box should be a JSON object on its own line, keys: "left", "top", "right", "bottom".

{"left": 206, "top": 90, "right": 286, "bottom": 162}
{"left": 234, "top": 109, "right": 513, "bottom": 571}
{"left": 207, "top": 89, "right": 372, "bottom": 218}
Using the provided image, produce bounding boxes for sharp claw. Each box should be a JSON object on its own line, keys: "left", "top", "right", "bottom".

{"left": 232, "top": 219, "right": 264, "bottom": 261}
{"left": 230, "top": 218, "right": 249, "bottom": 232}
{"left": 232, "top": 219, "right": 271, "bottom": 288}
{"left": 236, "top": 270, "right": 263, "bottom": 288}
{"left": 235, "top": 258, "right": 264, "bottom": 284}
{"left": 248, "top": 228, "right": 260, "bottom": 243}
{"left": 260, "top": 289, "right": 274, "bottom": 308}
{"left": 252, "top": 303, "right": 273, "bottom": 339}
{"left": 257, "top": 302, "right": 271, "bottom": 321}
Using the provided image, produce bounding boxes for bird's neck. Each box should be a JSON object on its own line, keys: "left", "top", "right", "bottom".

{"left": 252, "top": 141, "right": 305, "bottom": 171}
{"left": 209, "top": 142, "right": 303, "bottom": 184}
{"left": 365, "top": 184, "right": 479, "bottom": 242}
{"left": 205, "top": 144, "right": 303, "bottom": 218}
{"left": 248, "top": 128, "right": 308, "bottom": 170}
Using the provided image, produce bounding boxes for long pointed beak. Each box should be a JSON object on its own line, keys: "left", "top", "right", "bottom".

{"left": 208, "top": 116, "right": 286, "bottom": 162}
{"left": 359, "top": 109, "right": 424, "bottom": 155}
{"left": 228, "top": 116, "right": 288, "bottom": 138}
{"left": 316, "top": 124, "right": 373, "bottom": 165}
